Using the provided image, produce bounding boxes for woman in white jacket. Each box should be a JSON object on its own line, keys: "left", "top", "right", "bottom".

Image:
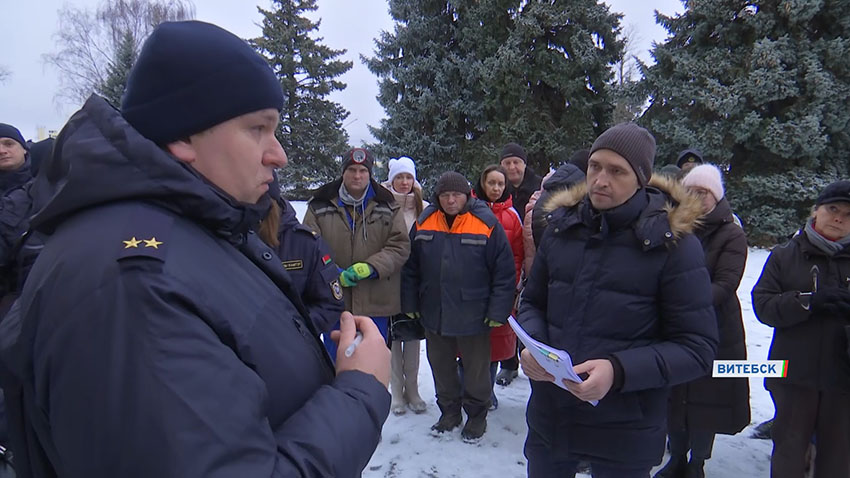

{"left": 382, "top": 156, "right": 428, "bottom": 414}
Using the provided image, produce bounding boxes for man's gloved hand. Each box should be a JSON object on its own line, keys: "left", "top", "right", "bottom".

{"left": 485, "top": 318, "right": 503, "bottom": 328}
{"left": 810, "top": 287, "right": 850, "bottom": 316}
{"left": 339, "top": 262, "right": 374, "bottom": 287}
{"left": 405, "top": 312, "right": 421, "bottom": 319}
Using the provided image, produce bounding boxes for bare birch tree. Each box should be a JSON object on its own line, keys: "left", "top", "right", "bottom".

{"left": 44, "top": 0, "right": 194, "bottom": 105}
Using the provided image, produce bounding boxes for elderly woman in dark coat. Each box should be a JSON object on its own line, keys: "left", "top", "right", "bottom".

{"left": 752, "top": 180, "right": 850, "bottom": 478}
{"left": 655, "top": 164, "right": 751, "bottom": 478}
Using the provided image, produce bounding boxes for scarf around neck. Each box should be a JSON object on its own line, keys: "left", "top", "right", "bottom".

{"left": 804, "top": 217, "right": 850, "bottom": 256}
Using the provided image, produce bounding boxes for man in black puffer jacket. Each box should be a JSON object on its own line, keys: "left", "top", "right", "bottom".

{"left": 0, "top": 21, "right": 390, "bottom": 478}
{"left": 518, "top": 123, "right": 718, "bottom": 478}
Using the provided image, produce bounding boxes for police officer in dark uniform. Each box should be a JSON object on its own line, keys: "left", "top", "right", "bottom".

{"left": 258, "top": 174, "right": 344, "bottom": 334}
{"left": 0, "top": 21, "right": 390, "bottom": 478}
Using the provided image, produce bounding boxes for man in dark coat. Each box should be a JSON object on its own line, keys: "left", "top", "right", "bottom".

{"left": 530, "top": 161, "right": 586, "bottom": 248}
{"left": 518, "top": 123, "right": 718, "bottom": 478}
{"left": 752, "top": 180, "right": 850, "bottom": 478}
{"left": 657, "top": 164, "right": 751, "bottom": 478}
{"left": 496, "top": 142, "right": 542, "bottom": 385}
{"left": 0, "top": 124, "right": 31, "bottom": 197}
{"left": 0, "top": 21, "right": 390, "bottom": 478}
{"left": 402, "top": 171, "right": 515, "bottom": 442}
{"left": 676, "top": 148, "right": 703, "bottom": 175}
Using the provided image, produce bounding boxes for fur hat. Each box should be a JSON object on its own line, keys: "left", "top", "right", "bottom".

{"left": 590, "top": 123, "right": 656, "bottom": 187}
{"left": 682, "top": 164, "right": 724, "bottom": 200}
{"left": 122, "top": 21, "right": 283, "bottom": 145}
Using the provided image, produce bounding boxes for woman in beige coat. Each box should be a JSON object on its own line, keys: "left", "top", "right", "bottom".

{"left": 382, "top": 156, "right": 428, "bottom": 415}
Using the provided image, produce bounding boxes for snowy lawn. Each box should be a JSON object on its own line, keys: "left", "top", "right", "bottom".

{"left": 291, "top": 202, "right": 775, "bottom": 477}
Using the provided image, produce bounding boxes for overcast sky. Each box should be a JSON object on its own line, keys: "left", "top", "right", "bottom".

{"left": 1, "top": 0, "right": 683, "bottom": 144}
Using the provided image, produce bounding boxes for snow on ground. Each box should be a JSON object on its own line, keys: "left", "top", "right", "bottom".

{"left": 291, "top": 202, "right": 775, "bottom": 477}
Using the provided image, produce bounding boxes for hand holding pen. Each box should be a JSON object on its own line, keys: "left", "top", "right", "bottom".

{"left": 330, "top": 311, "right": 391, "bottom": 387}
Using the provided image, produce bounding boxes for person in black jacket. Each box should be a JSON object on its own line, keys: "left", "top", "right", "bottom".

{"left": 676, "top": 149, "right": 703, "bottom": 175}
{"left": 530, "top": 161, "right": 586, "bottom": 248}
{"left": 495, "top": 142, "right": 542, "bottom": 385}
{"left": 0, "top": 21, "right": 390, "bottom": 478}
{"left": 518, "top": 123, "right": 718, "bottom": 478}
{"left": 656, "top": 164, "right": 750, "bottom": 478}
{"left": 402, "top": 171, "right": 516, "bottom": 442}
{"left": 752, "top": 180, "right": 850, "bottom": 478}
{"left": 257, "top": 174, "right": 345, "bottom": 334}
{"left": 0, "top": 124, "right": 31, "bottom": 197}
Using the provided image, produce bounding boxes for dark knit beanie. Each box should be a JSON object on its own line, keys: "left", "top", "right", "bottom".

{"left": 590, "top": 123, "right": 656, "bottom": 187}
{"left": 568, "top": 149, "right": 590, "bottom": 174}
{"left": 121, "top": 21, "right": 283, "bottom": 145}
{"left": 434, "top": 171, "right": 471, "bottom": 197}
{"left": 816, "top": 180, "right": 850, "bottom": 206}
{"left": 341, "top": 148, "right": 374, "bottom": 175}
{"left": 0, "top": 123, "right": 28, "bottom": 150}
{"left": 676, "top": 148, "right": 704, "bottom": 168}
{"left": 500, "top": 142, "right": 527, "bottom": 163}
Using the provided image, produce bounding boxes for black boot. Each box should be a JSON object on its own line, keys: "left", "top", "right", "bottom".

{"left": 430, "top": 413, "right": 462, "bottom": 434}
{"left": 495, "top": 368, "right": 518, "bottom": 386}
{"left": 460, "top": 401, "right": 488, "bottom": 443}
{"left": 653, "top": 455, "right": 688, "bottom": 478}
{"left": 431, "top": 400, "right": 462, "bottom": 435}
{"left": 751, "top": 418, "right": 774, "bottom": 440}
{"left": 685, "top": 459, "right": 705, "bottom": 478}
{"left": 461, "top": 415, "right": 487, "bottom": 442}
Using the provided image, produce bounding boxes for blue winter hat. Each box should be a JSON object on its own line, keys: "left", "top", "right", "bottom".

{"left": 0, "top": 123, "right": 28, "bottom": 151}
{"left": 121, "top": 21, "right": 283, "bottom": 145}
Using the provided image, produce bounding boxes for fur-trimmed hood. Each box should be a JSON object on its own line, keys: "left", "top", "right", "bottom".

{"left": 540, "top": 174, "right": 704, "bottom": 247}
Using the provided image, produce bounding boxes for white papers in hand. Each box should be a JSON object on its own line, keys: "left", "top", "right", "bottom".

{"left": 508, "top": 316, "right": 598, "bottom": 406}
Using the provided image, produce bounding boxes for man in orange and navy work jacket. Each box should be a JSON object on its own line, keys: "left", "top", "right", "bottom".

{"left": 401, "top": 171, "right": 515, "bottom": 442}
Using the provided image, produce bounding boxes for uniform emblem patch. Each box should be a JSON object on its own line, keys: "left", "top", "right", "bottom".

{"left": 331, "top": 279, "right": 343, "bottom": 300}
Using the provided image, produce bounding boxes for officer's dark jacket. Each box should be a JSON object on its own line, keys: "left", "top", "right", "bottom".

{"left": 272, "top": 198, "right": 344, "bottom": 333}
{"left": 0, "top": 96, "right": 389, "bottom": 478}
{"left": 518, "top": 175, "right": 718, "bottom": 467}
{"left": 0, "top": 159, "right": 31, "bottom": 198}
{"left": 402, "top": 197, "right": 516, "bottom": 336}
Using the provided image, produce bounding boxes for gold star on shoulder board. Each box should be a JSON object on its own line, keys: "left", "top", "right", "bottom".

{"left": 123, "top": 237, "right": 141, "bottom": 248}
{"left": 144, "top": 237, "right": 163, "bottom": 249}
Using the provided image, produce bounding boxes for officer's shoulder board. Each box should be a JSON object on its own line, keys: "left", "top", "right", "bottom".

{"left": 117, "top": 205, "right": 174, "bottom": 262}
{"left": 293, "top": 223, "right": 320, "bottom": 239}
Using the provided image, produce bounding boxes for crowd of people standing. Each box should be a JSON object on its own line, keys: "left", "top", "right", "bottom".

{"left": 0, "top": 18, "right": 848, "bottom": 478}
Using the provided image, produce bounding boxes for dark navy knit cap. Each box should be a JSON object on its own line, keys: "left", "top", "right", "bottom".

{"left": 816, "top": 180, "right": 850, "bottom": 207}
{"left": 121, "top": 21, "right": 283, "bottom": 145}
{"left": 500, "top": 142, "right": 528, "bottom": 163}
{"left": 0, "top": 123, "right": 28, "bottom": 151}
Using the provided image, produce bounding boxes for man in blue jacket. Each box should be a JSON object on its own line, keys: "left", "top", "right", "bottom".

{"left": 518, "top": 123, "right": 718, "bottom": 478}
{"left": 402, "top": 172, "right": 515, "bottom": 442}
{"left": 0, "top": 21, "right": 390, "bottom": 478}
{"left": 0, "top": 124, "right": 31, "bottom": 197}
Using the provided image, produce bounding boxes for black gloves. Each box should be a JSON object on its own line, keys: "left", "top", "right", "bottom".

{"left": 810, "top": 287, "right": 850, "bottom": 317}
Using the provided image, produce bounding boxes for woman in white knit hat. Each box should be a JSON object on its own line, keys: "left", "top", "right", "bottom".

{"left": 657, "top": 164, "right": 751, "bottom": 478}
{"left": 382, "top": 156, "right": 428, "bottom": 415}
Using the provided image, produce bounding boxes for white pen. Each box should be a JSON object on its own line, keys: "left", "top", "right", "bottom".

{"left": 344, "top": 331, "right": 364, "bottom": 358}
